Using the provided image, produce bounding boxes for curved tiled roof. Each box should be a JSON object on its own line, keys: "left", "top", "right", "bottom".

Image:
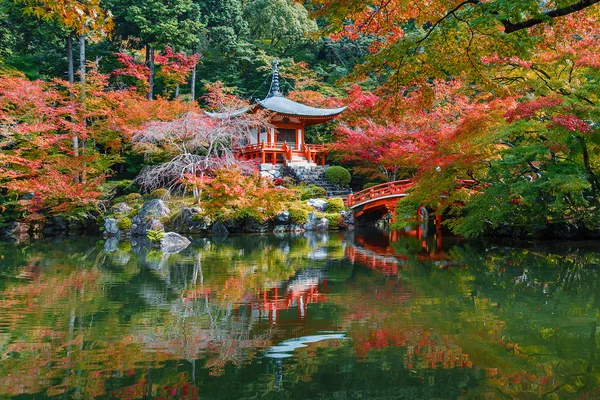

{"left": 257, "top": 95, "right": 346, "bottom": 117}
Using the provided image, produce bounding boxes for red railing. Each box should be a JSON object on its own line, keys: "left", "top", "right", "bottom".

{"left": 346, "top": 180, "right": 414, "bottom": 208}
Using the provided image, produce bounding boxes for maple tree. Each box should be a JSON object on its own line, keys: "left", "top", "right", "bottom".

{"left": 132, "top": 82, "right": 270, "bottom": 199}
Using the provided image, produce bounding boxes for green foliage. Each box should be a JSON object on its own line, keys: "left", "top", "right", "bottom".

{"left": 326, "top": 198, "right": 345, "bottom": 213}
{"left": 117, "top": 217, "right": 132, "bottom": 231}
{"left": 148, "top": 188, "right": 170, "bottom": 200}
{"left": 325, "top": 166, "right": 351, "bottom": 187}
{"left": 288, "top": 207, "right": 309, "bottom": 224}
{"left": 146, "top": 229, "right": 165, "bottom": 243}
{"left": 124, "top": 193, "right": 143, "bottom": 205}
{"left": 300, "top": 184, "right": 327, "bottom": 200}
{"left": 324, "top": 212, "right": 343, "bottom": 229}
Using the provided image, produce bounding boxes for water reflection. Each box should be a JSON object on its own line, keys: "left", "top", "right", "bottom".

{"left": 0, "top": 231, "right": 599, "bottom": 398}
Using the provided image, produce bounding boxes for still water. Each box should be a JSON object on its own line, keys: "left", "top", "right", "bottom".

{"left": 0, "top": 229, "right": 599, "bottom": 399}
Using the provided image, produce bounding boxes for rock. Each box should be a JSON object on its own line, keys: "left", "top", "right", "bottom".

{"left": 130, "top": 200, "right": 170, "bottom": 236}
{"left": 169, "top": 207, "right": 209, "bottom": 234}
{"left": 160, "top": 232, "right": 191, "bottom": 253}
{"left": 260, "top": 163, "right": 274, "bottom": 171}
{"left": 112, "top": 202, "right": 132, "bottom": 215}
{"left": 145, "top": 218, "right": 164, "bottom": 232}
{"left": 3, "top": 221, "right": 30, "bottom": 242}
{"left": 289, "top": 224, "right": 305, "bottom": 233}
{"left": 68, "top": 220, "right": 84, "bottom": 235}
{"left": 340, "top": 210, "right": 355, "bottom": 225}
{"left": 271, "top": 169, "right": 282, "bottom": 178}
{"left": 104, "top": 237, "right": 119, "bottom": 252}
{"left": 315, "top": 217, "right": 329, "bottom": 231}
{"left": 104, "top": 218, "right": 120, "bottom": 237}
{"left": 260, "top": 171, "right": 272, "bottom": 178}
{"left": 274, "top": 211, "right": 290, "bottom": 225}
{"left": 307, "top": 198, "right": 327, "bottom": 212}
{"left": 303, "top": 212, "right": 318, "bottom": 231}
{"left": 273, "top": 225, "right": 288, "bottom": 234}
{"left": 246, "top": 218, "right": 271, "bottom": 233}
{"left": 223, "top": 218, "right": 244, "bottom": 233}
{"left": 212, "top": 221, "right": 229, "bottom": 236}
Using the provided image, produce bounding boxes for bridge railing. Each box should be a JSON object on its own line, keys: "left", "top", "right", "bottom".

{"left": 346, "top": 179, "right": 414, "bottom": 207}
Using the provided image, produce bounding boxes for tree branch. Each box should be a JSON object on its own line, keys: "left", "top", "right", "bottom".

{"left": 502, "top": 0, "right": 600, "bottom": 33}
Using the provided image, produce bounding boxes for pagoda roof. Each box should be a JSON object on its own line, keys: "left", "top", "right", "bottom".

{"left": 257, "top": 95, "right": 346, "bottom": 118}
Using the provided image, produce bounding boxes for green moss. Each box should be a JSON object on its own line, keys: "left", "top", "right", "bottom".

{"left": 117, "top": 217, "right": 132, "bottom": 231}
{"left": 148, "top": 188, "right": 170, "bottom": 199}
{"left": 326, "top": 198, "right": 345, "bottom": 213}
{"left": 124, "top": 193, "right": 142, "bottom": 205}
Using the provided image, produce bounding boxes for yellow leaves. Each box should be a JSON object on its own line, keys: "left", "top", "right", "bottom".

{"left": 14, "top": 0, "right": 113, "bottom": 35}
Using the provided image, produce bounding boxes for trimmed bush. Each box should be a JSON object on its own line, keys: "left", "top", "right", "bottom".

{"left": 124, "top": 193, "right": 142, "bottom": 205}
{"left": 117, "top": 217, "right": 132, "bottom": 231}
{"left": 289, "top": 207, "right": 309, "bottom": 225}
{"left": 325, "top": 166, "right": 351, "bottom": 187}
{"left": 300, "top": 184, "right": 327, "bottom": 200}
{"left": 149, "top": 188, "right": 170, "bottom": 199}
{"left": 326, "top": 198, "right": 345, "bottom": 213}
{"left": 324, "top": 213, "right": 343, "bottom": 229}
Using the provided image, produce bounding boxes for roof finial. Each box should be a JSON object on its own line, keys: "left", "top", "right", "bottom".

{"left": 268, "top": 58, "right": 282, "bottom": 98}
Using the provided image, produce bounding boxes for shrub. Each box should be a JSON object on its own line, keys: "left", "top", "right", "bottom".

{"left": 124, "top": 193, "right": 142, "bottom": 205}
{"left": 117, "top": 217, "right": 132, "bottom": 231}
{"left": 300, "top": 184, "right": 327, "bottom": 200}
{"left": 289, "top": 207, "right": 309, "bottom": 224}
{"left": 273, "top": 177, "right": 285, "bottom": 186}
{"left": 363, "top": 182, "right": 382, "bottom": 189}
{"left": 326, "top": 198, "right": 345, "bottom": 213}
{"left": 147, "top": 229, "right": 164, "bottom": 243}
{"left": 148, "top": 188, "right": 170, "bottom": 199}
{"left": 325, "top": 166, "right": 351, "bottom": 187}
{"left": 324, "top": 213, "right": 343, "bottom": 229}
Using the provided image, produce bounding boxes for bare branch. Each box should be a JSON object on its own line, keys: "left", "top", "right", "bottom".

{"left": 502, "top": 0, "right": 600, "bottom": 33}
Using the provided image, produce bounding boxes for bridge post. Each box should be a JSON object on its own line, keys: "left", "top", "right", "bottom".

{"left": 436, "top": 214, "right": 442, "bottom": 230}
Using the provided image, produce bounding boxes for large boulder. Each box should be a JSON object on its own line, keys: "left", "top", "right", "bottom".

{"left": 130, "top": 200, "right": 170, "bottom": 236}
{"left": 169, "top": 207, "right": 209, "bottom": 234}
{"left": 303, "top": 212, "right": 318, "bottom": 231}
{"left": 315, "top": 217, "right": 329, "bottom": 231}
{"left": 145, "top": 218, "right": 164, "bottom": 232}
{"left": 104, "top": 218, "right": 120, "bottom": 237}
{"left": 340, "top": 210, "right": 355, "bottom": 225}
{"left": 160, "top": 232, "right": 191, "bottom": 253}
{"left": 307, "top": 199, "right": 327, "bottom": 212}
{"left": 246, "top": 218, "right": 271, "bottom": 233}
{"left": 274, "top": 211, "right": 290, "bottom": 225}
{"left": 2, "top": 221, "right": 30, "bottom": 242}
{"left": 212, "top": 221, "right": 229, "bottom": 236}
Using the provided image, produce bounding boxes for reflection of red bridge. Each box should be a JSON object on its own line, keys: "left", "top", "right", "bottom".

{"left": 345, "top": 179, "right": 477, "bottom": 217}
{"left": 346, "top": 232, "right": 453, "bottom": 274}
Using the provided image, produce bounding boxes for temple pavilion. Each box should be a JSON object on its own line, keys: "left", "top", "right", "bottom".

{"left": 238, "top": 60, "right": 346, "bottom": 166}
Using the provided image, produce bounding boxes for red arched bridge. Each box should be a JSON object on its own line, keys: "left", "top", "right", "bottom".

{"left": 344, "top": 179, "right": 477, "bottom": 218}
{"left": 345, "top": 180, "right": 414, "bottom": 218}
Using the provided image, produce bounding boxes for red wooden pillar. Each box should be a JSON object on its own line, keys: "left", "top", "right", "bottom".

{"left": 321, "top": 154, "right": 326, "bottom": 166}
{"left": 435, "top": 214, "right": 442, "bottom": 230}
{"left": 272, "top": 152, "right": 276, "bottom": 165}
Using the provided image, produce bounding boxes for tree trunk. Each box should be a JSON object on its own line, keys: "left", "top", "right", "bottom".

{"left": 174, "top": 84, "right": 180, "bottom": 98}
{"left": 67, "top": 35, "right": 74, "bottom": 84}
{"left": 79, "top": 33, "right": 85, "bottom": 85}
{"left": 190, "top": 55, "right": 196, "bottom": 101}
{"left": 147, "top": 44, "right": 154, "bottom": 100}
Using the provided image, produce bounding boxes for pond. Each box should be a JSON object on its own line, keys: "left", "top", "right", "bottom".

{"left": 0, "top": 229, "right": 599, "bottom": 399}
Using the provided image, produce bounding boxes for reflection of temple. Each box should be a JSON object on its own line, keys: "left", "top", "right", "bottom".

{"left": 254, "top": 269, "right": 328, "bottom": 324}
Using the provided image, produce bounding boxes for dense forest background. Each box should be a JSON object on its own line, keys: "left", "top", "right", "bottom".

{"left": 1, "top": 0, "right": 599, "bottom": 238}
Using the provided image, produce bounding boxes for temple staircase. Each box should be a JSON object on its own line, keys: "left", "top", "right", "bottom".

{"left": 284, "top": 164, "right": 351, "bottom": 198}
